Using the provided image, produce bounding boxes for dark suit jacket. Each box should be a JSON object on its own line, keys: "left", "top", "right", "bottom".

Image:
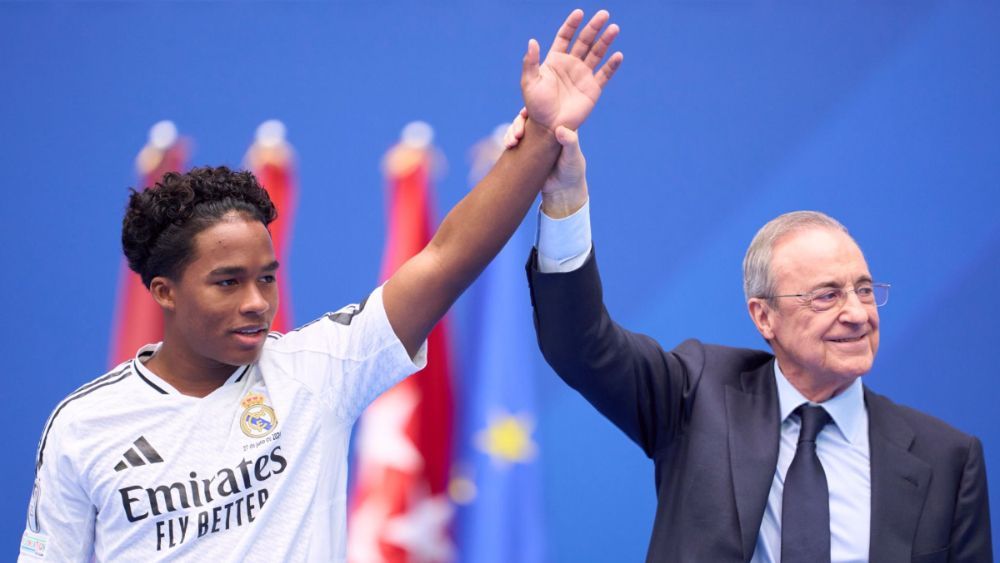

{"left": 526, "top": 249, "right": 992, "bottom": 562}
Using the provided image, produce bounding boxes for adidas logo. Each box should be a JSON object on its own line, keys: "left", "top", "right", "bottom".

{"left": 114, "top": 436, "right": 164, "bottom": 472}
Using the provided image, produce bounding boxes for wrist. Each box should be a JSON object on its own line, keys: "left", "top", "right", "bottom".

{"left": 541, "top": 182, "right": 588, "bottom": 219}
{"left": 523, "top": 118, "right": 560, "bottom": 145}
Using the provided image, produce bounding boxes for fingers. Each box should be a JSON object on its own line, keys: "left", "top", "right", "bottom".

{"left": 503, "top": 133, "right": 515, "bottom": 148}
{"left": 547, "top": 9, "right": 622, "bottom": 79}
{"left": 503, "top": 108, "right": 528, "bottom": 149}
{"left": 514, "top": 107, "right": 527, "bottom": 143}
{"left": 583, "top": 23, "right": 619, "bottom": 70}
{"left": 594, "top": 51, "right": 624, "bottom": 89}
{"left": 503, "top": 126, "right": 516, "bottom": 149}
{"left": 569, "top": 10, "right": 610, "bottom": 60}
{"left": 522, "top": 39, "right": 541, "bottom": 84}
{"left": 547, "top": 9, "right": 584, "bottom": 58}
{"left": 503, "top": 129, "right": 521, "bottom": 149}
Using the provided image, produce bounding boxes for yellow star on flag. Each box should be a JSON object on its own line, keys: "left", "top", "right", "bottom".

{"left": 474, "top": 412, "right": 538, "bottom": 465}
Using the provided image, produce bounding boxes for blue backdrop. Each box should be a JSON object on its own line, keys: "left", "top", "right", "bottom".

{"left": 2, "top": 2, "right": 998, "bottom": 561}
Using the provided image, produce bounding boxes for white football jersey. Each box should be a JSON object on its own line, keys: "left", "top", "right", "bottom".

{"left": 20, "top": 286, "right": 426, "bottom": 562}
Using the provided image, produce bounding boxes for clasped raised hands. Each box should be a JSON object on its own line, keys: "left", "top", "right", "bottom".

{"left": 521, "top": 9, "right": 623, "bottom": 133}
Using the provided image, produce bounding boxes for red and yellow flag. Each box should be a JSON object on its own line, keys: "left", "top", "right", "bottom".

{"left": 245, "top": 120, "right": 298, "bottom": 334}
{"left": 349, "top": 122, "right": 455, "bottom": 563}
{"left": 108, "top": 121, "right": 188, "bottom": 366}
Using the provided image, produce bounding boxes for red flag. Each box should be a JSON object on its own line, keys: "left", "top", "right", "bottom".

{"left": 349, "top": 122, "right": 455, "bottom": 563}
{"left": 245, "top": 120, "right": 298, "bottom": 334}
{"left": 108, "top": 121, "right": 188, "bottom": 366}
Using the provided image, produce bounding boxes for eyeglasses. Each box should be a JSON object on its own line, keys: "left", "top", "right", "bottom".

{"left": 767, "top": 283, "right": 890, "bottom": 312}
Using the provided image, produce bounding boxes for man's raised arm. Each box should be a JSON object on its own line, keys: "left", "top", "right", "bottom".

{"left": 383, "top": 9, "right": 623, "bottom": 357}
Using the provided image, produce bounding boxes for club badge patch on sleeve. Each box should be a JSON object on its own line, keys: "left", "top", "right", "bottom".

{"left": 20, "top": 530, "right": 49, "bottom": 559}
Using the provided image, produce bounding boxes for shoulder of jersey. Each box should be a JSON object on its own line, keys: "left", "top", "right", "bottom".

{"left": 34, "top": 361, "right": 137, "bottom": 470}
{"left": 50, "top": 361, "right": 138, "bottom": 416}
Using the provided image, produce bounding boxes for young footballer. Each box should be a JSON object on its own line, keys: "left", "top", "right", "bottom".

{"left": 19, "top": 10, "right": 622, "bottom": 562}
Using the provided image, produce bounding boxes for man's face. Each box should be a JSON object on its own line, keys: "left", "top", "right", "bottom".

{"left": 753, "top": 227, "right": 880, "bottom": 395}
{"left": 163, "top": 213, "right": 279, "bottom": 372}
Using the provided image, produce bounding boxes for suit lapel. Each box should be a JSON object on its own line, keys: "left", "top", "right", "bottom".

{"left": 726, "top": 361, "right": 781, "bottom": 560}
{"left": 865, "top": 388, "right": 932, "bottom": 562}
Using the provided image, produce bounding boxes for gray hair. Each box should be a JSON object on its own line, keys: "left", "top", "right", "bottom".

{"left": 742, "top": 211, "right": 849, "bottom": 301}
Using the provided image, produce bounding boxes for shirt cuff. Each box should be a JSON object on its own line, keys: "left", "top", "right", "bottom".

{"left": 535, "top": 198, "right": 593, "bottom": 273}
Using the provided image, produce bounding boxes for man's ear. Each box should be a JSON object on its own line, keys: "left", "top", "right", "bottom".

{"left": 149, "top": 276, "right": 176, "bottom": 312}
{"left": 747, "top": 298, "right": 776, "bottom": 341}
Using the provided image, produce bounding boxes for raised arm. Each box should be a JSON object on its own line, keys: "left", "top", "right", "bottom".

{"left": 382, "top": 9, "right": 623, "bottom": 357}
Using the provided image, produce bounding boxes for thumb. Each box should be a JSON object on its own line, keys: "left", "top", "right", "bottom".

{"left": 522, "top": 39, "right": 540, "bottom": 85}
{"left": 555, "top": 126, "right": 584, "bottom": 164}
{"left": 554, "top": 125, "right": 578, "bottom": 146}
{"left": 556, "top": 125, "right": 587, "bottom": 178}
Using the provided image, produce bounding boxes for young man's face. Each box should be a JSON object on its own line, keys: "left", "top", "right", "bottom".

{"left": 165, "top": 213, "right": 279, "bottom": 371}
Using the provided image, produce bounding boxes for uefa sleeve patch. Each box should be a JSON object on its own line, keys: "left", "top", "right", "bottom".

{"left": 20, "top": 530, "right": 49, "bottom": 559}
{"left": 27, "top": 479, "right": 40, "bottom": 533}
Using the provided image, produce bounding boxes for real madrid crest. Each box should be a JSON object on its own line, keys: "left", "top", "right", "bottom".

{"left": 240, "top": 392, "right": 278, "bottom": 438}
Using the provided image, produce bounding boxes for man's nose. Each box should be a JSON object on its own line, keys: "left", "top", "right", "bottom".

{"left": 241, "top": 285, "right": 270, "bottom": 316}
{"left": 838, "top": 289, "right": 869, "bottom": 323}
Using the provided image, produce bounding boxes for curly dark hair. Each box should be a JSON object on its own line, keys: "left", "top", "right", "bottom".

{"left": 122, "top": 166, "right": 278, "bottom": 288}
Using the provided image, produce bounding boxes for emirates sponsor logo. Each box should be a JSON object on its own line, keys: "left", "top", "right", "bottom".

{"left": 116, "top": 445, "right": 287, "bottom": 551}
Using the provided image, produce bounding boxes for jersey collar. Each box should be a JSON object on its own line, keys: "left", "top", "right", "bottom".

{"left": 132, "top": 343, "right": 252, "bottom": 395}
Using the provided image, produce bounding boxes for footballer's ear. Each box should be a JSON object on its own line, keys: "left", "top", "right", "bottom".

{"left": 149, "top": 276, "right": 177, "bottom": 312}
{"left": 747, "top": 298, "right": 776, "bottom": 341}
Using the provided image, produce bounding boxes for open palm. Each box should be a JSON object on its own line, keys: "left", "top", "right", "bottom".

{"left": 521, "top": 10, "right": 623, "bottom": 132}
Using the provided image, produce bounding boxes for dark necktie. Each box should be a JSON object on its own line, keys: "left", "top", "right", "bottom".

{"left": 781, "top": 404, "right": 833, "bottom": 563}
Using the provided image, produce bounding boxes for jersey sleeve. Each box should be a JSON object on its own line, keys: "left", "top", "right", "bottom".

{"left": 19, "top": 416, "right": 95, "bottom": 561}
{"left": 266, "top": 284, "right": 428, "bottom": 422}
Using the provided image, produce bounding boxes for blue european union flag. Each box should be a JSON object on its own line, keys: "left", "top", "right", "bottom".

{"left": 453, "top": 221, "right": 545, "bottom": 562}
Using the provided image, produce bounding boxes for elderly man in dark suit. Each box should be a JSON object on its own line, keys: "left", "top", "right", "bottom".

{"left": 503, "top": 114, "right": 993, "bottom": 561}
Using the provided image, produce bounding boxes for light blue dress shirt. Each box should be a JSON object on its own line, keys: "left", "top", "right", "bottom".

{"left": 752, "top": 362, "right": 870, "bottom": 563}
{"left": 536, "top": 203, "right": 872, "bottom": 562}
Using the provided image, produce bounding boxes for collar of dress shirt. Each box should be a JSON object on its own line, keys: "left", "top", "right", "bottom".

{"left": 773, "top": 360, "right": 867, "bottom": 445}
